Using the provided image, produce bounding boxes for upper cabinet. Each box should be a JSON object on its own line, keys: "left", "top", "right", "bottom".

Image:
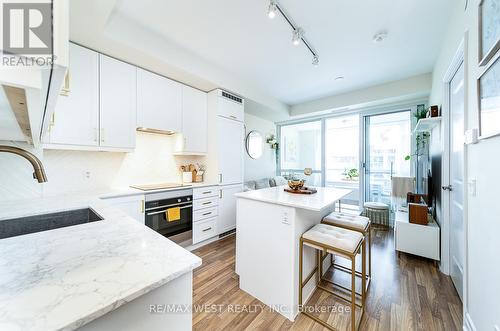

{"left": 217, "top": 90, "right": 244, "bottom": 122}
{"left": 99, "top": 55, "right": 137, "bottom": 150}
{"left": 45, "top": 43, "right": 99, "bottom": 147}
{"left": 174, "top": 86, "right": 207, "bottom": 155}
{"left": 44, "top": 43, "right": 137, "bottom": 152}
{"left": 137, "top": 68, "right": 182, "bottom": 134}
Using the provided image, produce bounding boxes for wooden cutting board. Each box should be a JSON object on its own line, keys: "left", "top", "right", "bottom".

{"left": 284, "top": 187, "right": 318, "bottom": 194}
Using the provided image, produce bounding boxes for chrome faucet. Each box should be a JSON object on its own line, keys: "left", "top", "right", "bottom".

{"left": 0, "top": 146, "right": 47, "bottom": 183}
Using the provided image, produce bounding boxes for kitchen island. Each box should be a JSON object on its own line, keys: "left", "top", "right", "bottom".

{"left": 0, "top": 193, "right": 201, "bottom": 331}
{"left": 235, "top": 186, "right": 352, "bottom": 321}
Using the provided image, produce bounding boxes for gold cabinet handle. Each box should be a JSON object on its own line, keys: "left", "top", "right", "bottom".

{"left": 100, "top": 128, "right": 104, "bottom": 143}
{"left": 60, "top": 70, "right": 70, "bottom": 96}
{"left": 93, "top": 128, "right": 98, "bottom": 142}
{"left": 140, "top": 200, "right": 145, "bottom": 213}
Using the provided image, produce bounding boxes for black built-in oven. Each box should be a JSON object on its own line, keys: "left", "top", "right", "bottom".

{"left": 145, "top": 189, "right": 193, "bottom": 238}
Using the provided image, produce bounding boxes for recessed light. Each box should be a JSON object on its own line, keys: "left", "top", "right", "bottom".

{"left": 373, "top": 31, "right": 388, "bottom": 43}
{"left": 334, "top": 76, "right": 345, "bottom": 81}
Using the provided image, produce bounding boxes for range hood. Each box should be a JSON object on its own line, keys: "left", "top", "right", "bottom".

{"left": 136, "top": 127, "right": 176, "bottom": 135}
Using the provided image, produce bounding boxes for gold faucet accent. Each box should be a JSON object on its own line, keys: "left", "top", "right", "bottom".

{"left": 0, "top": 146, "right": 47, "bottom": 183}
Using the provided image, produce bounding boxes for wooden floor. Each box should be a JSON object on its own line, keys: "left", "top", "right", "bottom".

{"left": 192, "top": 227, "right": 462, "bottom": 331}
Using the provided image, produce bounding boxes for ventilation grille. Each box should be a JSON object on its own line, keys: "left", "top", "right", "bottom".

{"left": 221, "top": 91, "right": 243, "bottom": 104}
{"left": 219, "top": 229, "right": 236, "bottom": 238}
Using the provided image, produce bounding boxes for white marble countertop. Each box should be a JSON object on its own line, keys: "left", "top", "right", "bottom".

{"left": 235, "top": 186, "right": 352, "bottom": 211}
{"left": 0, "top": 193, "right": 202, "bottom": 331}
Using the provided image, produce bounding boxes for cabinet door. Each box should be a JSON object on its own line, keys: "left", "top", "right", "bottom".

{"left": 180, "top": 86, "right": 207, "bottom": 153}
{"left": 137, "top": 68, "right": 182, "bottom": 133}
{"left": 48, "top": 43, "right": 99, "bottom": 146}
{"left": 99, "top": 54, "right": 137, "bottom": 149}
{"left": 218, "top": 184, "right": 243, "bottom": 233}
{"left": 102, "top": 195, "right": 145, "bottom": 224}
{"left": 218, "top": 96, "right": 244, "bottom": 122}
{"left": 217, "top": 117, "right": 244, "bottom": 185}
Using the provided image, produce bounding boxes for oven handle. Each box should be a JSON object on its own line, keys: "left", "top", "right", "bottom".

{"left": 146, "top": 201, "right": 192, "bottom": 212}
{"left": 146, "top": 204, "right": 192, "bottom": 216}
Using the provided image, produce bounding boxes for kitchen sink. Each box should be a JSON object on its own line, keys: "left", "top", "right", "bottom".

{"left": 0, "top": 208, "right": 103, "bottom": 239}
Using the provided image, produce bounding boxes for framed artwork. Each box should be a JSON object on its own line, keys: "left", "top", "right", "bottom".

{"left": 478, "top": 53, "right": 500, "bottom": 139}
{"left": 478, "top": 0, "right": 500, "bottom": 66}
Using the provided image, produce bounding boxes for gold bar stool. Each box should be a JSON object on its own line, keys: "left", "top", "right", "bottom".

{"left": 321, "top": 212, "right": 372, "bottom": 289}
{"left": 299, "top": 224, "right": 366, "bottom": 331}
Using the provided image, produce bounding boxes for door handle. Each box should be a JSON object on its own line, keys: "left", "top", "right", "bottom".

{"left": 442, "top": 185, "right": 453, "bottom": 191}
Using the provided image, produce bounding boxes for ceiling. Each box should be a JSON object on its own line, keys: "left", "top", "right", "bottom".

{"left": 109, "top": 0, "right": 453, "bottom": 106}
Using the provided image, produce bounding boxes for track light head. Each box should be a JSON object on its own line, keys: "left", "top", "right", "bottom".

{"left": 268, "top": 0, "right": 277, "bottom": 19}
{"left": 312, "top": 55, "right": 319, "bottom": 66}
{"left": 292, "top": 28, "right": 303, "bottom": 46}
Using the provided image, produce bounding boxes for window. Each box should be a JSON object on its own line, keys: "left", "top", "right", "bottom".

{"left": 279, "top": 121, "right": 322, "bottom": 185}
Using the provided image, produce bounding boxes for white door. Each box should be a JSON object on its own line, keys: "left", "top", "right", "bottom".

{"left": 48, "top": 43, "right": 99, "bottom": 146}
{"left": 99, "top": 54, "right": 137, "bottom": 149}
{"left": 137, "top": 68, "right": 182, "bottom": 133}
{"left": 180, "top": 86, "right": 207, "bottom": 153}
{"left": 217, "top": 116, "right": 244, "bottom": 185}
{"left": 219, "top": 184, "right": 243, "bottom": 233}
{"left": 448, "top": 61, "right": 465, "bottom": 301}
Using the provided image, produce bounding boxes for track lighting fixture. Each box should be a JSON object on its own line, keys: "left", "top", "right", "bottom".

{"left": 292, "top": 28, "right": 303, "bottom": 46}
{"left": 267, "top": 0, "right": 277, "bottom": 19}
{"left": 266, "top": 1, "right": 319, "bottom": 66}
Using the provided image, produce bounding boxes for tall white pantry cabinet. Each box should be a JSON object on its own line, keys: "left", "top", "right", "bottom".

{"left": 207, "top": 90, "right": 245, "bottom": 234}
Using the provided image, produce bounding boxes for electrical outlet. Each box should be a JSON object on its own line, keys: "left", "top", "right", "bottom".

{"left": 83, "top": 171, "right": 91, "bottom": 180}
{"left": 281, "top": 211, "right": 289, "bottom": 225}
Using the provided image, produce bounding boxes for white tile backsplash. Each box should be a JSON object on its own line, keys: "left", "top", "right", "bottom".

{"left": 0, "top": 132, "right": 205, "bottom": 202}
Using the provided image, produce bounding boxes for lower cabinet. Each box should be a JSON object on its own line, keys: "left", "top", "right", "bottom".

{"left": 192, "top": 186, "right": 219, "bottom": 244}
{"left": 193, "top": 217, "right": 218, "bottom": 244}
{"left": 101, "top": 195, "right": 145, "bottom": 224}
{"left": 218, "top": 184, "right": 243, "bottom": 234}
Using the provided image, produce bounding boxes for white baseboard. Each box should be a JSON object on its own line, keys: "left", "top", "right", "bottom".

{"left": 464, "top": 312, "right": 476, "bottom": 331}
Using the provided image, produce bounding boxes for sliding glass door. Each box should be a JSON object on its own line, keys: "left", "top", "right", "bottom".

{"left": 364, "top": 111, "right": 411, "bottom": 205}
{"left": 279, "top": 120, "right": 322, "bottom": 186}
{"left": 325, "top": 115, "right": 360, "bottom": 206}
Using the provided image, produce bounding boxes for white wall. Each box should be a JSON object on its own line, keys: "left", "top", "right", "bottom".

{"left": 291, "top": 73, "right": 432, "bottom": 116}
{"left": 428, "top": 1, "right": 500, "bottom": 330}
{"left": 0, "top": 132, "right": 205, "bottom": 202}
{"left": 243, "top": 113, "right": 276, "bottom": 181}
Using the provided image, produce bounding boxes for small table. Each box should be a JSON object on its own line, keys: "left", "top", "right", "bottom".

{"left": 394, "top": 211, "right": 440, "bottom": 262}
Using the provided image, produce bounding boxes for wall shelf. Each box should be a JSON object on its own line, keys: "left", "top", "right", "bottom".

{"left": 414, "top": 117, "right": 442, "bottom": 133}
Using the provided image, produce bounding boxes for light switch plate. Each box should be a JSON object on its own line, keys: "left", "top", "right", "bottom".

{"left": 468, "top": 178, "right": 477, "bottom": 197}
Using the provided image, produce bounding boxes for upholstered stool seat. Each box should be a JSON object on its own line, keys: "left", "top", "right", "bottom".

{"left": 323, "top": 212, "right": 370, "bottom": 231}
{"left": 302, "top": 224, "right": 363, "bottom": 256}
{"left": 364, "top": 201, "right": 389, "bottom": 210}
{"left": 299, "top": 224, "right": 366, "bottom": 331}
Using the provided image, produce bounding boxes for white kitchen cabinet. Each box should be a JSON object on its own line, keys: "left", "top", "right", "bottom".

{"left": 101, "top": 195, "right": 145, "bottom": 224}
{"left": 175, "top": 86, "right": 207, "bottom": 155}
{"left": 99, "top": 55, "right": 137, "bottom": 149}
{"left": 137, "top": 68, "right": 182, "bottom": 133}
{"left": 395, "top": 211, "right": 440, "bottom": 261}
{"left": 218, "top": 184, "right": 243, "bottom": 234}
{"left": 217, "top": 90, "right": 244, "bottom": 122}
{"left": 46, "top": 43, "right": 99, "bottom": 146}
{"left": 217, "top": 116, "right": 244, "bottom": 185}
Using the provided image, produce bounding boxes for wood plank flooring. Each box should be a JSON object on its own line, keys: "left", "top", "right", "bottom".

{"left": 192, "top": 226, "right": 462, "bottom": 331}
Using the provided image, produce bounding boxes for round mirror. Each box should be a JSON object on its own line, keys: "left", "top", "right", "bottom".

{"left": 246, "top": 131, "right": 263, "bottom": 159}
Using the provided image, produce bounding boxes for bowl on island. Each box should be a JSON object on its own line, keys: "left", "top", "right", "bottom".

{"left": 287, "top": 180, "right": 305, "bottom": 190}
